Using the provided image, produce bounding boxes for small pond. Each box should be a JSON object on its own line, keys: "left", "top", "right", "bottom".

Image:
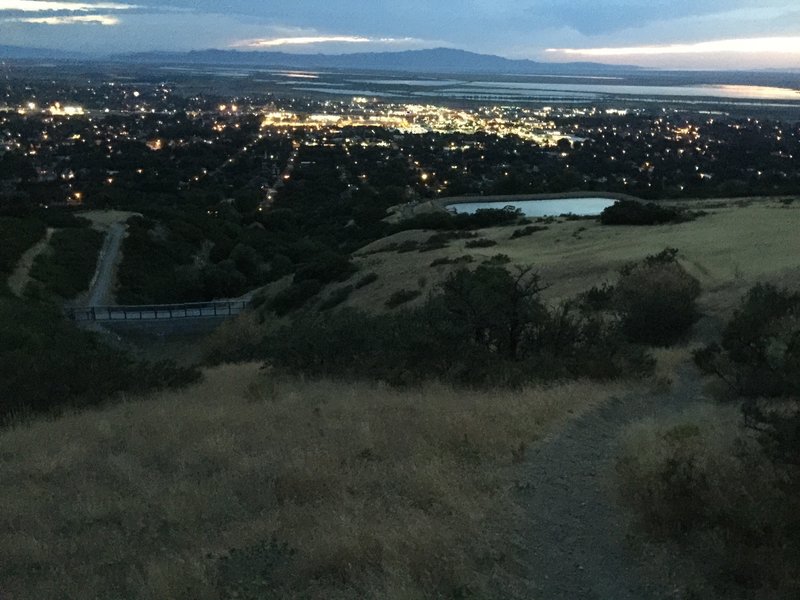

{"left": 446, "top": 197, "right": 617, "bottom": 218}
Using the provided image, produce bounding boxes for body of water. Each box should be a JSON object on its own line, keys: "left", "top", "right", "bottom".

{"left": 447, "top": 197, "right": 617, "bottom": 217}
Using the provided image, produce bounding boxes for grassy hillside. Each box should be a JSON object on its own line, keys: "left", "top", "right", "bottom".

{"left": 0, "top": 363, "right": 628, "bottom": 599}
{"left": 303, "top": 198, "right": 800, "bottom": 318}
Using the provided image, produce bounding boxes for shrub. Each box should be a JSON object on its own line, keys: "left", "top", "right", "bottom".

{"left": 0, "top": 296, "right": 199, "bottom": 419}
{"left": 695, "top": 284, "right": 800, "bottom": 399}
{"left": 600, "top": 200, "right": 685, "bottom": 226}
{"left": 269, "top": 279, "right": 323, "bottom": 316}
{"left": 465, "top": 239, "right": 498, "bottom": 249}
{"left": 430, "top": 255, "right": 474, "bottom": 267}
{"left": 201, "top": 260, "right": 247, "bottom": 299}
{"left": 694, "top": 284, "right": 800, "bottom": 468}
{"left": 510, "top": 225, "right": 548, "bottom": 239}
{"left": 293, "top": 252, "right": 356, "bottom": 284}
{"left": 396, "top": 240, "right": 420, "bottom": 253}
{"left": 614, "top": 249, "right": 701, "bottom": 346}
{"left": 116, "top": 217, "right": 200, "bottom": 304}
{"left": 483, "top": 254, "right": 511, "bottom": 266}
{"left": 262, "top": 267, "right": 653, "bottom": 387}
{"left": 579, "top": 283, "right": 615, "bottom": 312}
{"left": 392, "top": 207, "right": 521, "bottom": 232}
{"left": 355, "top": 272, "right": 379, "bottom": 289}
{"left": 319, "top": 285, "right": 354, "bottom": 311}
{"left": 418, "top": 232, "right": 477, "bottom": 252}
{"left": 265, "top": 254, "right": 293, "bottom": 282}
{"left": 385, "top": 288, "right": 422, "bottom": 309}
{"left": 617, "top": 405, "right": 800, "bottom": 596}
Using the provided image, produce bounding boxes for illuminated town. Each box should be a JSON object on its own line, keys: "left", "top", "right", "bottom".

{"left": 2, "top": 77, "right": 797, "bottom": 214}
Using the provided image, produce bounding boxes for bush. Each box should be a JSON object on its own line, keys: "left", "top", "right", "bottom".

{"left": 614, "top": 249, "right": 701, "bottom": 346}
{"left": 617, "top": 405, "right": 800, "bottom": 596}
{"left": 396, "top": 240, "right": 421, "bottom": 253}
{"left": 265, "top": 254, "right": 293, "bottom": 282}
{"left": 201, "top": 261, "right": 248, "bottom": 299}
{"left": 355, "top": 272, "right": 379, "bottom": 289}
{"left": 579, "top": 283, "right": 615, "bottom": 312}
{"left": 418, "top": 232, "right": 477, "bottom": 253}
{"left": 385, "top": 288, "right": 422, "bottom": 309}
{"left": 269, "top": 279, "right": 323, "bottom": 316}
{"left": 483, "top": 254, "right": 511, "bottom": 266}
{"left": 293, "top": 251, "right": 356, "bottom": 284}
{"left": 0, "top": 296, "right": 199, "bottom": 419}
{"left": 392, "top": 208, "right": 521, "bottom": 232}
{"left": 695, "top": 284, "right": 800, "bottom": 467}
{"left": 430, "top": 255, "right": 474, "bottom": 267}
{"left": 600, "top": 200, "right": 685, "bottom": 226}
{"left": 510, "top": 225, "right": 548, "bottom": 239}
{"left": 695, "top": 284, "right": 800, "bottom": 399}
{"left": 261, "top": 267, "right": 653, "bottom": 387}
{"left": 465, "top": 239, "right": 497, "bottom": 249}
{"left": 116, "top": 217, "right": 200, "bottom": 304}
{"left": 319, "top": 285, "right": 354, "bottom": 311}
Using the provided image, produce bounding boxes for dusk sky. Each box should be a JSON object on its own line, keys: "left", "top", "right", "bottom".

{"left": 1, "top": 0, "right": 800, "bottom": 69}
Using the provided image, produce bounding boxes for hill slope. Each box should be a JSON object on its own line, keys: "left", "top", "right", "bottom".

{"left": 0, "top": 363, "right": 626, "bottom": 599}
{"left": 121, "top": 47, "right": 632, "bottom": 75}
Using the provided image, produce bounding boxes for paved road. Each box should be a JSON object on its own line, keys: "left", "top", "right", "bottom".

{"left": 86, "top": 223, "right": 125, "bottom": 307}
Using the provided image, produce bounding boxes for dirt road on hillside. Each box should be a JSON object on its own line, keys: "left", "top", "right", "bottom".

{"left": 86, "top": 223, "right": 125, "bottom": 306}
{"left": 7, "top": 228, "right": 54, "bottom": 297}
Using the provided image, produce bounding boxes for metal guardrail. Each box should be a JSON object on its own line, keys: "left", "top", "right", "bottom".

{"left": 66, "top": 300, "right": 248, "bottom": 322}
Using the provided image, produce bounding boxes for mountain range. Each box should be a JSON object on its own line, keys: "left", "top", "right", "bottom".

{"left": 1, "top": 45, "right": 635, "bottom": 75}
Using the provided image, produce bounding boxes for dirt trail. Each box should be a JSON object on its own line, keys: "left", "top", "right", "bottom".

{"left": 7, "top": 228, "right": 54, "bottom": 297}
{"left": 515, "top": 354, "right": 711, "bottom": 598}
{"left": 86, "top": 223, "right": 125, "bottom": 307}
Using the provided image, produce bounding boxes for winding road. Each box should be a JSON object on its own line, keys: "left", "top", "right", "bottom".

{"left": 7, "top": 228, "right": 54, "bottom": 297}
{"left": 86, "top": 223, "right": 125, "bottom": 307}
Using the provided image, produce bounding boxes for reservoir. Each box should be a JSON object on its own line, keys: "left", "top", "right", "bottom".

{"left": 447, "top": 197, "right": 617, "bottom": 217}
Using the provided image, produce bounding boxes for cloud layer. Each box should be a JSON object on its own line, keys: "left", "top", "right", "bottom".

{"left": 0, "top": 1, "right": 135, "bottom": 11}
{"left": 8, "top": 14, "right": 119, "bottom": 24}
{"left": 549, "top": 36, "right": 800, "bottom": 57}
{"left": 0, "top": 0, "right": 798, "bottom": 68}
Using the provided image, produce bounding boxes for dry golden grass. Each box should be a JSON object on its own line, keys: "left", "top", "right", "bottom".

{"left": 0, "top": 364, "right": 628, "bottom": 599}
{"left": 332, "top": 199, "right": 800, "bottom": 315}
